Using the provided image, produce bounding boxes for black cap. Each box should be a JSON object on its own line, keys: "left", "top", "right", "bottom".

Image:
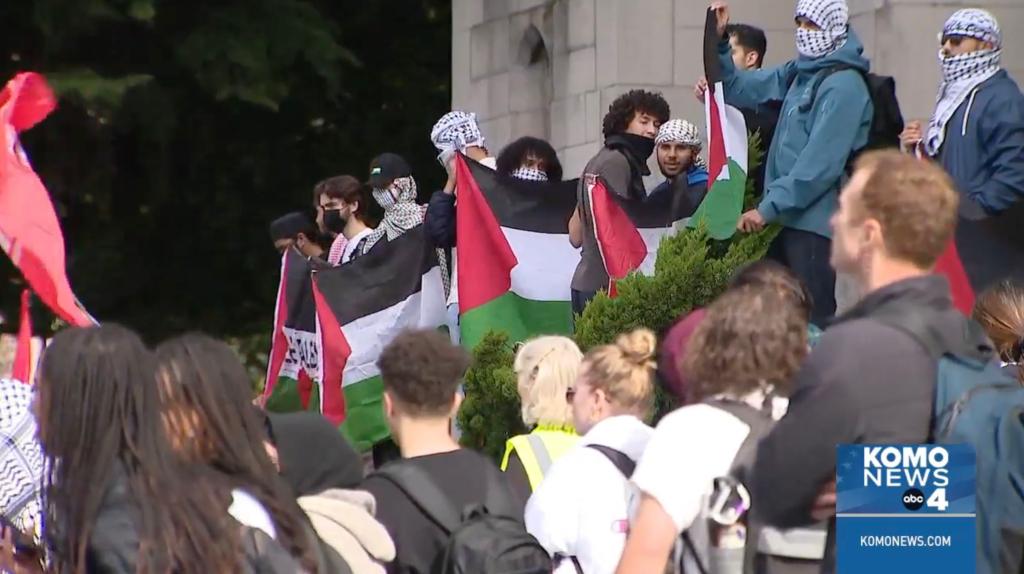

{"left": 269, "top": 211, "right": 314, "bottom": 241}
{"left": 367, "top": 153, "right": 412, "bottom": 189}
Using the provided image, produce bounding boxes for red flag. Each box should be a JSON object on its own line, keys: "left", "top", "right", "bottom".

{"left": 589, "top": 177, "right": 647, "bottom": 297}
{"left": 311, "top": 279, "right": 348, "bottom": 426}
{"left": 455, "top": 154, "right": 519, "bottom": 312}
{"left": 934, "top": 239, "right": 975, "bottom": 314}
{"left": 264, "top": 251, "right": 291, "bottom": 401}
{"left": 11, "top": 289, "right": 32, "bottom": 383}
{"left": 0, "top": 73, "right": 92, "bottom": 327}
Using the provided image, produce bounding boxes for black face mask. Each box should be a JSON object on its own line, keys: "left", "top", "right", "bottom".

{"left": 323, "top": 209, "right": 347, "bottom": 234}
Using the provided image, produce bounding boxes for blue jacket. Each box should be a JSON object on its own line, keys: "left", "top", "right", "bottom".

{"left": 938, "top": 70, "right": 1024, "bottom": 216}
{"left": 718, "top": 31, "right": 873, "bottom": 238}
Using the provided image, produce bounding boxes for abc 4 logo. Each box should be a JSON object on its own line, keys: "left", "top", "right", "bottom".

{"left": 902, "top": 488, "right": 926, "bottom": 511}
{"left": 901, "top": 487, "right": 950, "bottom": 512}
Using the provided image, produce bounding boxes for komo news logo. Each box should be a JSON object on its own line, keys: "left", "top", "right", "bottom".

{"left": 862, "top": 446, "right": 950, "bottom": 512}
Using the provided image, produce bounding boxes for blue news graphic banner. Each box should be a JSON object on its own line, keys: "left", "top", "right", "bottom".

{"left": 836, "top": 444, "right": 976, "bottom": 573}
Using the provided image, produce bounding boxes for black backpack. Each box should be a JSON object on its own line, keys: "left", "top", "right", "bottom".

{"left": 795, "top": 64, "right": 905, "bottom": 166}
{"left": 376, "top": 463, "right": 551, "bottom": 574}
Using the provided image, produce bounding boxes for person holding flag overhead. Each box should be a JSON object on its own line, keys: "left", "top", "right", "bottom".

{"left": 701, "top": 0, "right": 873, "bottom": 325}
{"left": 901, "top": 9, "right": 1024, "bottom": 299}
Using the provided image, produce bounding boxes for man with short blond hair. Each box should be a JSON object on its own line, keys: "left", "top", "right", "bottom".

{"left": 751, "top": 150, "right": 991, "bottom": 574}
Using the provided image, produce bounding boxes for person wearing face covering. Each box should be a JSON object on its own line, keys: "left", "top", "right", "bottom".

{"left": 900, "top": 9, "right": 1024, "bottom": 295}
{"left": 313, "top": 175, "right": 376, "bottom": 266}
{"left": 264, "top": 412, "right": 396, "bottom": 574}
{"left": 567, "top": 89, "right": 670, "bottom": 317}
{"left": 702, "top": 0, "right": 872, "bottom": 327}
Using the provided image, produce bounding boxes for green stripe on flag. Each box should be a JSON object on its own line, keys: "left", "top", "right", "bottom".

{"left": 264, "top": 376, "right": 320, "bottom": 414}
{"left": 339, "top": 376, "right": 389, "bottom": 452}
{"left": 688, "top": 159, "right": 746, "bottom": 240}
{"left": 461, "top": 291, "right": 572, "bottom": 349}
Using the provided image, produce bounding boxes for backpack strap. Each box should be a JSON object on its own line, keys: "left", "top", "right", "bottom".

{"left": 586, "top": 444, "right": 636, "bottom": 477}
{"left": 797, "top": 63, "right": 862, "bottom": 114}
{"left": 703, "top": 398, "right": 775, "bottom": 481}
{"left": 374, "top": 463, "right": 463, "bottom": 535}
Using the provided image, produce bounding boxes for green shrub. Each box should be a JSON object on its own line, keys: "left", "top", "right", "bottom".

{"left": 457, "top": 331, "right": 528, "bottom": 462}
{"left": 461, "top": 132, "right": 776, "bottom": 446}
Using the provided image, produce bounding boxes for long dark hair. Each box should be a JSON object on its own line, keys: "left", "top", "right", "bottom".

{"left": 155, "top": 333, "right": 318, "bottom": 571}
{"left": 495, "top": 136, "right": 564, "bottom": 182}
{"left": 38, "top": 325, "right": 242, "bottom": 573}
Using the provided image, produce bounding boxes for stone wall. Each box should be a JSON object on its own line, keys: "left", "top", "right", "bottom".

{"left": 453, "top": 0, "right": 1024, "bottom": 178}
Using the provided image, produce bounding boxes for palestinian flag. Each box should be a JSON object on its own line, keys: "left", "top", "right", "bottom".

{"left": 314, "top": 225, "right": 447, "bottom": 451}
{"left": 687, "top": 7, "right": 748, "bottom": 240}
{"left": 263, "top": 248, "right": 320, "bottom": 413}
{"left": 588, "top": 173, "right": 701, "bottom": 297}
{"left": 454, "top": 156, "right": 580, "bottom": 348}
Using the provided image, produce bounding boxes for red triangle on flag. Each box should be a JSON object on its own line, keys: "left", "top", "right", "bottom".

{"left": 589, "top": 177, "right": 647, "bottom": 297}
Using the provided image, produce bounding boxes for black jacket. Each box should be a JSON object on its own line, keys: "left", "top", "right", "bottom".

{"left": 425, "top": 190, "right": 457, "bottom": 249}
{"left": 742, "top": 101, "right": 781, "bottom": 197}
{"left": 751, "top": 275, "right": 988, "bottom": 574}
{"left": 67, "top": 467, "right": 346, "bottom": 573}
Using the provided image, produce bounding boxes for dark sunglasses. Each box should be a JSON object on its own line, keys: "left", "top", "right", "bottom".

{"left": 940, "top": 34, "right": 969, "bottom": 47}
{"left": 565, "top": 387, "right": 577, "bottom": 402}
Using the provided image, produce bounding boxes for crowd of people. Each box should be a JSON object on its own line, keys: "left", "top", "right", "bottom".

{"left": 1, "top": 0, "right": 1023, "bottom": 573}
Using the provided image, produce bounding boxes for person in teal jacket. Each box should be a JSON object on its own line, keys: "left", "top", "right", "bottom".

{"left": 707, "top": 0, "right": 872, "bottom": 326}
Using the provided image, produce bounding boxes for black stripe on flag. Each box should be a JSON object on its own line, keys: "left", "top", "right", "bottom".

{"left": 602, "top": 175, "right": 698, "bottom": 229}
{"left": 704, "top": 7, "right": 723, "bottom": 85}
{"left": 465, "top": 158, "right": 578, "bottom": 234}
{"left": 313, "top": 225, "right": 440, "bottom": 325}
{"left": 284, "top": 248, "right": 317, "bottom": 332}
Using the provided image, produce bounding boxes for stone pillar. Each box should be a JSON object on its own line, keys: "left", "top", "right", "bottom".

{"left": 452, "top": 0, "right": 1024, "bottom": 177}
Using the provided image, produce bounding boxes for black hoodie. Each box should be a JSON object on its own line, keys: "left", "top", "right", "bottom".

{"left": 751, "top": 275, "right": 992, "bottom": 574}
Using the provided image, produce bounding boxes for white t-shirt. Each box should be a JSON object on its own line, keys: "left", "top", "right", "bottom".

{"left": 525, "top": 415, "right": 653, "bottom": 574}
{"left": 229, "top": 489, "right": 277, "bottom": 540}
{"left": 632, "top": 392, "right": 826, "bottom": 568}
{"left": 341, "top": 227, "right": 374, "bottom": 264}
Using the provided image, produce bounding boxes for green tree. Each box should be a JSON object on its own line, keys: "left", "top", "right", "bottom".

{"left": 0, "top": 0, "right": 452, "bottom": 343}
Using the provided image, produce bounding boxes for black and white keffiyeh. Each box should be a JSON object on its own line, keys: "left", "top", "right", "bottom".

{"left": 365, "top": 177, "right": 451, "bottom": 296}
{"left": 430, "top": 111, "right": 485, "bottom": 157}
{"left": 510, "top": 166, "right": 549, "bottom": 182}
{"left": 656, "top": 119, "right": 708, "bottom": 170}
{"left": 795, "top": 0, "right": 849, "bottom": 59}
{"left": 0, "top": 378, "right": 43, "bottom": 532}
{"left": 925, "top": 9, "right": 1002, "bottom": 156}
{"left": 366, "top": 176, "right": 423, "bottom": 249}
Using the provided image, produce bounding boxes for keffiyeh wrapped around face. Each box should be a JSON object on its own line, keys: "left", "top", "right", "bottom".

{"left": 430, "top": 111, "right": 485, "bottom": 157}
{"left": 510, "top": 166, "right": 548, "bottom": 182}
{"left": 655, "top": 119, "right": 708, "bottom": 170}
{"left": 794, "top": 0, "right": 849, "bottom": 59}
{"left": 366, "top": 176, "right": 422, "bottom": 249}
{"left": 925, "top": 9, "right": 1002, "bottom": 156}
{"left": 364, "top": 176, "right": 452, "bottom": 297}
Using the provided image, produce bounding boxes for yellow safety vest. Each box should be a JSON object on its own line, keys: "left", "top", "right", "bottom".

{"left": 500, "top": 427, "right": 579, "bottom": 491}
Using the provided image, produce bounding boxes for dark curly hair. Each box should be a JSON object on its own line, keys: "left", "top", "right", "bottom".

{"left": 496, "top": 136, "right": 564, "bottom": 182}
{"left": 682, "top": 286, "right": 808, "bottom": 401}
{"left": 378, "top": 329, "right": 471, "bottom": 417}
{"left": 602, "top": 89, "right": 670, "bottom": 138}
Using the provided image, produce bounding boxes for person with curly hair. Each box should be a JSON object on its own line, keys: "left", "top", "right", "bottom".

{"left": 496, "top": 136, "right": 563, "bottom": 182}
{"left": 618, "top": 286, "right": 819, "bottom": 574}
{"left": 525, "top": 328, "right": 657, "bottom": 574}
{"left": 568, "top": 89, "right": 670, "bottom": 317}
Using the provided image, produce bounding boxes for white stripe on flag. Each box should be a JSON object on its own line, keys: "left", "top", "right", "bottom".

{"left": 504, "top": 227, "right": 580, "bottom": 302}
{"left": 339, "top": 267, "right": 447, "bottom": 386}
{"left": 710, "top": 81, "right": 749, "bottom": 175}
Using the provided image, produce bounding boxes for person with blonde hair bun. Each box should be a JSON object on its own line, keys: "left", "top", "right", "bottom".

{"left": 972, "top": 279, "right": 1024, "bottom": 384}
{"left": 502, "top": 336, "right": 583, "bottom": 509}
{"left": 525, "top": 328, "right": 657, "bottom": 574}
